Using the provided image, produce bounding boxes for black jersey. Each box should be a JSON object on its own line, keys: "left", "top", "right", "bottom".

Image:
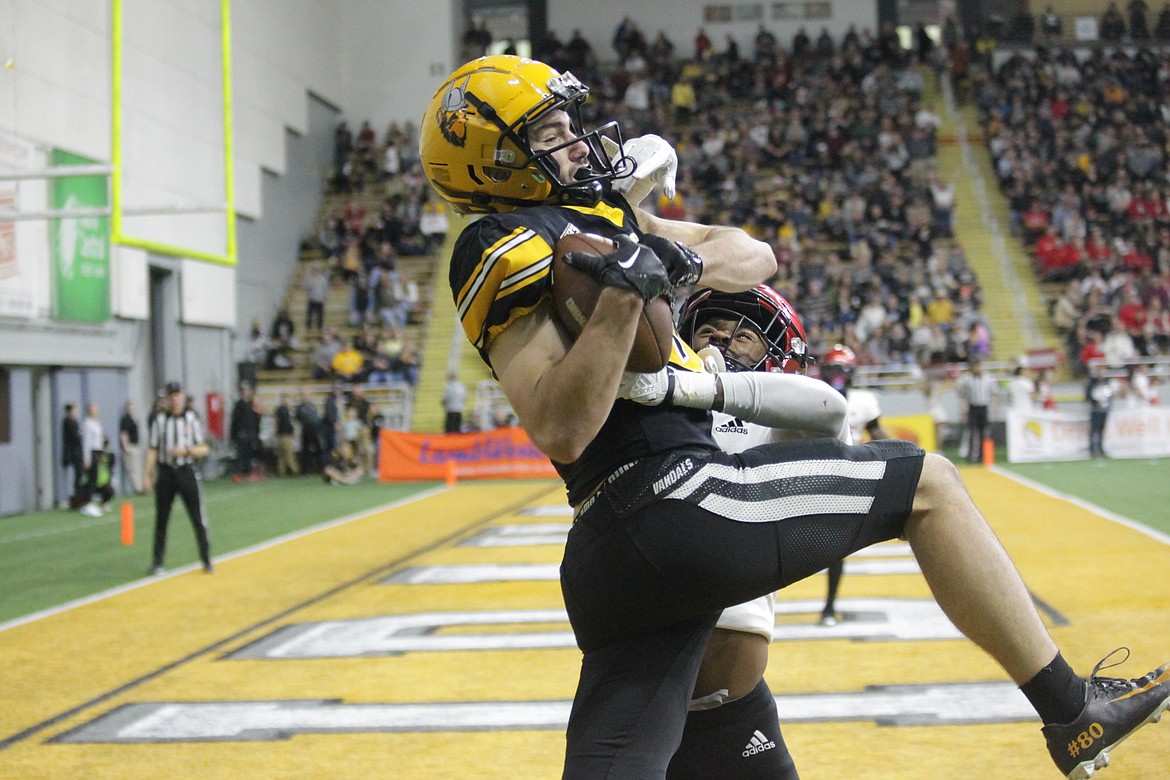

{"left": 449, "top": 193, "right": 717, "bottom": 504}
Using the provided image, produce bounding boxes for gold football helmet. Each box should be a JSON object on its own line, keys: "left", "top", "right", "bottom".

{"left": 419, "top": 55, "right": 626, "bottom": 214}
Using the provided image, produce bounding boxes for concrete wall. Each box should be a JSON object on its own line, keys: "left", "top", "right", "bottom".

{"left": 0, "top": 0, "right": 410, "bottom": 513}
{"left": 549, "top": 0, "right": 878, "bottom": 65}
{"left": 337, "top": 0, "right": 459, "bottom": 138}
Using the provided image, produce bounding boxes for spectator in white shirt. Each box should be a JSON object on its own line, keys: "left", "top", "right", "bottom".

{"left": 81, "top": 402, "right": 105, "bottom": 512}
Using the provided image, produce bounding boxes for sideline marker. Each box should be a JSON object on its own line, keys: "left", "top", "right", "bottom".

{"left": 445, "top": 461, "right": 457, "bottom": 486}
{"left": 982, "top": 437, "right": 995, "bottom": 467}
{"left": 120, "top": 503, "right": 134, "bottom": 545}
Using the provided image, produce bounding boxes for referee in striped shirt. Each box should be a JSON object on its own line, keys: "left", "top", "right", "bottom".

{"left": 143, "top": 381, "right": 213, "bottom": 575}
{"left": 957, "top": 356, "right": 996, "bottom": 464}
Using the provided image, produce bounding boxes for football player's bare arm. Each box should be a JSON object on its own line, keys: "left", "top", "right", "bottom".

{"left": 490, "top": 292, "right": 642, "bottom": 463}
{"left": 634, "top": 208, "right": 776, "bottom": 291}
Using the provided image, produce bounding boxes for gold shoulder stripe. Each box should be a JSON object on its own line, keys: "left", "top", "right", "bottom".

{"left": 669, "top": 334, "right": 705, "bottom": 371}
{"left": 459, "top": 228, "right": 554, "bottom": 348}
{"left": 456, "top": 227, "right": 529, "bottom": 313}
{"left": 565, "top": 201, "right": 627, "bottom": 228}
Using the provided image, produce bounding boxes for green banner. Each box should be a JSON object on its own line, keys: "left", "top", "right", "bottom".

{"left": 51, "top": 149, "right": 110, "bottom": 322}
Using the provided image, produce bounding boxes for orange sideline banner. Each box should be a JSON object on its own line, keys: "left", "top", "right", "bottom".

{"left": 881, "top": 413, "right": 938, "bottom": 452}
{"left": 378, "top": 427, "right": 558, "bottom": 482}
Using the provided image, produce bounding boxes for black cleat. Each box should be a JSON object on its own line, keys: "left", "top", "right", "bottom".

{"left": 1042, "top": 649, "right": 1170, "bottom": 779}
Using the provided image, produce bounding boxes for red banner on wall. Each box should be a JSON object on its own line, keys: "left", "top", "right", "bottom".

{"left": 378, "top": 427, "right": 559, "bottom": 482}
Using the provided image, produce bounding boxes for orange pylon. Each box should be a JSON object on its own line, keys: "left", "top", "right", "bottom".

{"left": 120, "top": 503, "right": 135, "bottom": 545}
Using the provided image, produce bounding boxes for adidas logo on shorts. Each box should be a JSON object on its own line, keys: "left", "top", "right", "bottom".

{"left": 742, "top": 729, "right": 776, "bottom": 757}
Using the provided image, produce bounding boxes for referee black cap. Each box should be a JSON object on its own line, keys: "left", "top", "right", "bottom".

{"left": 164, "top": 381, "right": 183, "bottom": 395}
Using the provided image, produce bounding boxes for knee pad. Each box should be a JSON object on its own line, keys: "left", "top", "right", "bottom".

{"left": 667, "top": 679, "right": 799, "bottom": 780}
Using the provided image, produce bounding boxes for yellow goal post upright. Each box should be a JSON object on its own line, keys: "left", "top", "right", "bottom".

{"left": 110, "top": 0, "right": 237, "bottom": 267}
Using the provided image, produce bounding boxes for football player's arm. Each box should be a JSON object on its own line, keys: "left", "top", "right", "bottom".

{"left": 489, "top": 293, "right": 643, "bottom": 463}
{"left": 716, "top": 371, "right": 851, "bottom": 440}
{"left": 634, "top": 208, "right": 776, "bottom": 292}
{"left": 623, "top": 369, "right": 849, "bottom": 440}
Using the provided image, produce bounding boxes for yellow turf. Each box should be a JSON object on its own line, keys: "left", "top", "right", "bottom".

{"left": 1, "top": 471, "right": 1168, "bottom": 779}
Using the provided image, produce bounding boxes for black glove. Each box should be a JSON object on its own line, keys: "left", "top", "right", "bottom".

{"left": 638, "top": 233, "right": 703, "bottom": 287}
{"left": 562, "top": 235, "right": 672, "bottom": 303}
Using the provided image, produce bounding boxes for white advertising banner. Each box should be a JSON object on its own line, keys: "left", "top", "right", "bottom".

{"left": 1103, "top": 406, "right": 1170, "bottom": 458}
{"left": 0, "top": 131, "right": 44, "bottom": 319}
{"left": 1006, "top": 407, "right": 1170, "bottom": 462}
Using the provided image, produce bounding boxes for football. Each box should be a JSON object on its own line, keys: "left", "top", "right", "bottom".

{"left": 551, "top": 233, "right": 674, "bottom": 372}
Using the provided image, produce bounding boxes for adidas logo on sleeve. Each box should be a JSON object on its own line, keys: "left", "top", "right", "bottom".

{"left": 742, "top": 729, "right": 776, "bottom": 757}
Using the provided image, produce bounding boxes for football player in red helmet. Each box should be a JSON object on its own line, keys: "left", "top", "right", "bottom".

{"left": 814, "top": 344, "right": 889, "bottom": 627}
{"left": 679, "top": 284, "right": 812, "bottom": 374}
{"left": 668, "top": 284, "right": 827, "bottom": 779}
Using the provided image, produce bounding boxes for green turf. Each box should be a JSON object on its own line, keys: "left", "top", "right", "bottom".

{"left": 999, "top": 457, "right": 1170, "bottom": 538}
{"left": 2, "top": 455, "right": 1168, "bottom": 627}
{"left": 0, "top": 475, "right": 438, "bottom": 625}
{"left": 942, "top": 446, "right": 1170, "bottom": 537}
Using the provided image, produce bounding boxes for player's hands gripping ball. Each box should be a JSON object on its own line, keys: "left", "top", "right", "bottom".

{"left": 552, "top": 233, "right": 675, "bottom": 372}
{"left": 560, "top": 233, "right": 672, "bottom": 303}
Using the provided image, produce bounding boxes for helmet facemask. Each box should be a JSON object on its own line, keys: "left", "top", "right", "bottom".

{"left": 819, "top": 345, "right": 857, "bottom": 394}
{"left": 694, "top": 312, "right": 771, "bottom": 373}
{"left": 527, "top": 112, "right": 630, "bottom": 206}
{"left": 686, "top": 305, "right": 810, "bottom": 374}
{"left": 820, "top": 364, "right": 852, "bottom": 393}
{"left": 468, "top": 71, "right": 629, "bottom": 209}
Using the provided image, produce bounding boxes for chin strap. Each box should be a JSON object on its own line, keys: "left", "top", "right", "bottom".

{"left": 556, "top": 180, "right": 604, "bottom": 207}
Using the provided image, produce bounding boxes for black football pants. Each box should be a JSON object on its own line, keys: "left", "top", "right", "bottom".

{"left": 151, "top": 465, "right": 211, "bottom": 568}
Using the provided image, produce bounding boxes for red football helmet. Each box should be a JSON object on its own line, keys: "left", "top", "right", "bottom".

{"left": 819, "top": 344, "right": 857, "bottom": 392}
{"left": 679, "top": 284, "right": 811, "bottom": 373}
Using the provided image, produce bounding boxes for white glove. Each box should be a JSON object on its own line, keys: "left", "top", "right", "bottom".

{"left": 617, "top": 368, "right": 671, "bottom": 405}
{"left": 602, "top": 134, "right": 678, "bottom": 207}
{"left": 618, "top": 367, "right": 718, "bottom": 408}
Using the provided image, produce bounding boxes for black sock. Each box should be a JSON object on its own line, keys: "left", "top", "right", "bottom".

{"left": 1020, "top": 652, "right": 1088, "bottom": 725}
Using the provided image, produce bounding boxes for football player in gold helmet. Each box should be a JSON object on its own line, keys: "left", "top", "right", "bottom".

{"left": 421, "top": 55, "right": 1170, "bottom": 780}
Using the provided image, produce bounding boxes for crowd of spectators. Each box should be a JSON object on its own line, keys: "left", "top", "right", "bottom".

{"left": 1001, "top": 3, "right": 1170, "bottom": 47}
{"left": 976, "top": 42, "right": 1170, "bottom": 373}
{"left": 550, "top": 18, "right": 988, "bottom": 366}
{"left": 243, "top": 19, "right": 1038, "bottom": 481}
{"left": 229, "top": 110, "right": 453, "bottom": 481}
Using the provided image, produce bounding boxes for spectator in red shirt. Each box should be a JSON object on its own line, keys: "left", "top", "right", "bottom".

{"left": 1122, "top": 244, "right": 1154, "bottom": 274}
{"left": 1021, "top": 199, "right": 1051, "bottom": 243}
{"left": 344, "top": 200, "right": 366, "bottom": 236}
{"left": 1085, "top": 227, "right": 1112, "bottom": 267}
{"left": 1079, "top": 329, "right": 1106, "bottom": 368}
{"left": 1126, "top": 187, "right": 1157, "bottom": 225}
{"left": 1145, "top": 296, "right": 1170, "bottom": 353}
{"left": 1117, "top": 289, "right": 1149, "bottom": 354}
{"left": 356, "top": 120, "right": 377, "bottom": 152}
{"left": 1034, "top": 226, "right": 1079, "bottom": 281}
{"left": 1049, "top": 89, "right": 1070, "bottom": 121}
